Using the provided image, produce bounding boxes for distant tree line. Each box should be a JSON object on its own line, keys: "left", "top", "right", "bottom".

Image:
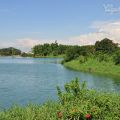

{"left": 32, "top": 38, "right": 120, "bottom": 65}
{"left": 0, "top": 38, "right": 119, "bottom": 65}
{"left": 32, "top": 41, "right": 95, "bottom": 58}
{"left": 0, "top": 47, "right": 21, "bottom": 56}
{"left": 32, "top": 41, "right": 68, "bottom": 57}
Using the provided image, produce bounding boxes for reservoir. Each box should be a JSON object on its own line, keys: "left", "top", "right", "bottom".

{"left": 0, "top": 57, "right": 120, "bottom": 108}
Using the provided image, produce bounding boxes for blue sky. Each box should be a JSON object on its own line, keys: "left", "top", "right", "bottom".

{"left": 0, "top": 0, "right": 120, "bottom": 51}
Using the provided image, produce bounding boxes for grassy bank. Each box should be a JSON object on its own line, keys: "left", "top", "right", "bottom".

{"left": 64, "top": 58, "right": 120, "bottom": 77}
{"left": 0, "top": 79, "right": 120, "bottom": 120}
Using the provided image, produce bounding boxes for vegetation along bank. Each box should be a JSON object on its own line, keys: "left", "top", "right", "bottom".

{"left": 63, "top": 38, "right": 120, "bottom": 77}
{"left": 0, "top": 38, "right": 120, "bottom": 77}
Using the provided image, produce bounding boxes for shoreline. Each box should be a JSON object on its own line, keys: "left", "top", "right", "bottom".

{"left": 0, "top": 55, "right": 64, "bottom": 58}
{"left": 64, "top": 59, "right": 120, "bottom": 78}
{"left": 0, "top": 56, "right": 120, "bottom": 78}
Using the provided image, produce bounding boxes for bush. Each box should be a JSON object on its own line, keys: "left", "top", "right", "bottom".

{"left": 96, "top": 52, "right": 110, "bottom": 62}
{"left": 79, "top": 55, "right": 87, "bottom": 63}
{"left": 64, "top": 47, "right": 80, "bottom": 62}
{"left": 57, "top": 78, "right": 120, "bottom": 120}
{"left": 113, "top": 50, "right": 120, "bottom": 65}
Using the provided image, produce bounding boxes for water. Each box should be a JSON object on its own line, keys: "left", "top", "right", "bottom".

{"left": 0, "top": 57, "right": 120, "bottom": 108}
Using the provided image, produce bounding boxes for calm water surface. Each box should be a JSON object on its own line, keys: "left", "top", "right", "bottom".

{"left": 0, "top": 57, "right": 120, "bottom": 108}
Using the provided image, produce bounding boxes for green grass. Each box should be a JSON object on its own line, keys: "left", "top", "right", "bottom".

{"left": 64, "top": 58, "right": 120, "bottom": 77}
{"left": 0, "top": 78, "right": 120, "bottom": 120}
{"left": 0, "top": 102, "right": 60, "bottom": 120}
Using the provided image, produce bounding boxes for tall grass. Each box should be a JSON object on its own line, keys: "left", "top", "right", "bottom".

{"left": 64, "top": 58, "right": 120, "bottom": 77}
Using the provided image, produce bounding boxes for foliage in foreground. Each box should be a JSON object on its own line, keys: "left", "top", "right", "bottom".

{"left": 0, "top": 78, "right": 120, "bottom": 120}
{"left": 56, "top": 78, "right": 120, "bottom": 120}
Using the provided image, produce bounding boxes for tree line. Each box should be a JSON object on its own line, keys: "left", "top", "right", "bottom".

{"left": 0, "top": 47, "right": 21, "bottom": 56}
{"left": 32, "top": 40, "right": 68, "bottom": 56}
{"left": 32, "top": 40, "right": 95, "bottom": 57}
{"left": 0, "top": 38, "right": 119, "bottom": 65}
{"left": 32, "top": 38, "right": 120, "bottom": 65}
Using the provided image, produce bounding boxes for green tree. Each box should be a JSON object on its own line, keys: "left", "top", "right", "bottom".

{"left": 64, "top": 46, "right": 80, "bottom": 62}
{"left": 79, "top": 45, "right": 95, "bottom": 56}
{"left": 57, "top": 44, "right": 67, "bottom": 55}
{"left": 32, "top": 45, "right": 43, "bottom": 56}
{"left": 95, "top": 38, "right": 118, "bottom": 54}
{"left": 42, "top": 43, "right": 51, "bottom": 56}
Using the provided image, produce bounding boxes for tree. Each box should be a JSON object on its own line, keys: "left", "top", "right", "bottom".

{"left": 42, "top": 43, "right": 51, "bottom": 56}
{"left": 79, "top": 45, "right": 95, "bottom": 56}
{"left": 95, "top": 38, "right": 118, "bottom": 54}
{"left": 51, "top": 41, "right": 58, "bottom": 51}
{"left": 57, "top": 44, "right": 67, "bottom": 55}
{"left": 64, "top": 46, "right": 80, "bottom": 62}
{"left": 32, "top": 45, "right": 43, "bottom": 56}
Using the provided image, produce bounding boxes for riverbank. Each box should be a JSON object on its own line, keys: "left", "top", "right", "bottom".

{"left": 0, "top": 54, "right": 64, "bottom": 58}
{"left": 33, "top": 54, "right": 64, "bottom": 58}
{"left": 64, "top": 59, "right": 120, "bottom": 77}
{"left": 0, "top": 79, "right": 120, "bottom": 120}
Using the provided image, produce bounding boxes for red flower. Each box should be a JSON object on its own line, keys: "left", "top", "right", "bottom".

{"left": 57, "top": 111, "right": 62, "bottom": 119}
{"left": 85, "top": 113, "right": 91, "bottom": 119}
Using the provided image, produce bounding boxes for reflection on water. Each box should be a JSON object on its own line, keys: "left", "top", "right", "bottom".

{"left": 0, "top": 57, "right": 119, "bottom": 108}
{"left": 0, "top": 57, "right": 62, "bottom": 64}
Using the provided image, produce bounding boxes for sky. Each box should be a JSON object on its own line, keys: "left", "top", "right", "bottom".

{"left": 0, "top": 0, "right": 120, "bottom": 52}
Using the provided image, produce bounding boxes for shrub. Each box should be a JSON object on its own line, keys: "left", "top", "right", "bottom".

{"left": 113, "top": 50, "right": 120, "bottom": 65}
{"left": 57, "top": 78, "right": 120, "bottom": 120}
{"left": 79, "top": 55, "right": 87, "bottom": 63}
{"left": 64, "top": 47, "right": 80, "bottom": 62}
{"left": 96, "top": 52, "right": 110, "bottom": 62}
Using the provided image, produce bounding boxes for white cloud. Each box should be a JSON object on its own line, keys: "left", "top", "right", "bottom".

{"left": 0, "top": 42, "right": 15, "bottom": 48}
{"left": 16, "top": 38, "right": 41, "bottom": 48}
{"left": 16, "top": 20, "right": 120, "bottom": 51}
{"left": 16, "top": 38, "right": 57, "bottom": 51}
{"left": 1, "top": 20, "right": 120, "bottom": 52}
{"left": 69, "top": 32, "right": 109, "bottom": 45}
{"left": 103, "top": 4, "right": 120, "bottom": 14}
{"left": 69, "top": 20, "right": 120, "bottom": 45}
